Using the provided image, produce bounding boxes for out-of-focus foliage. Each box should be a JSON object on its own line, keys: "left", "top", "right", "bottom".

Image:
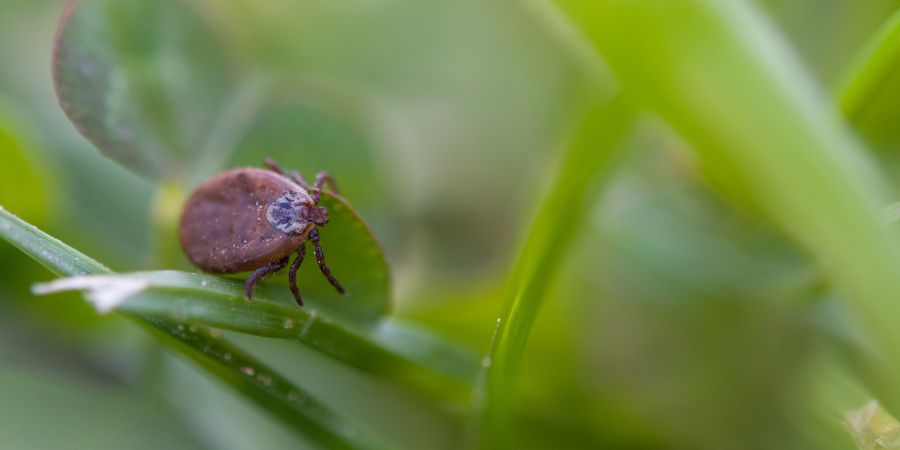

{"left": 6, "top": 0, "right": 900, "bottom": 449}
{"left": 838, "top": 8, "right": 900, "bottom": 153}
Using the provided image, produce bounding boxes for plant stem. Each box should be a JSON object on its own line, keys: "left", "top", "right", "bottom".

{"left": 148, "top": 179, "right": 186, "bottom": 269}
{"left": 474, "top": 93, "right": 636, "bottom": 448}
{"left": 835, "top": 7, "right": 900, "bottom": 125}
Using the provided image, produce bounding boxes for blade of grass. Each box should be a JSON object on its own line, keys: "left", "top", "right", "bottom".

{"left": 0, "top": 205, "right": 389, "bottom": 449}
{"left": 828, "top": 10, "right": 900, "bottom": 425}
{"left": 475, "top": 93, "right": 636, "bottom": 448}
{"left": 32, "top": 270, "right": 479, "bottom": 405}
{"left": 555, "top": 0, "right": 900, "bottom": 414}
{"left": 141, "top": 317, "right": 389, "bottom": 450}
{"left": 837, "top": 7, "right": 900, "bottom": 131}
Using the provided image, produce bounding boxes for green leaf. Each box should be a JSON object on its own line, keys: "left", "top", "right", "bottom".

{"left": 555, "top": 0, "right": 900, "bottom": 413}
{"left": 837, "top": 8, "right": 900, "bottom": 150}
{"left": 298, "top": 193, "right": 391, "bottom": 325}
{"left": 476, "top": 93, "right": 636, "bottom": 448}
{"left": 0, "top": 206, "right": 390, "bottom": 449}
{"left": 226, "top": 95, "right": 386, "bottom": 209}
{"left": 53, "top": 0, "right": 234, "bottom": 178}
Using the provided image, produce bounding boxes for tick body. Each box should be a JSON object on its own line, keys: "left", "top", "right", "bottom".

{"left": 178, "top": 159, "right": 345, "bottom": 306}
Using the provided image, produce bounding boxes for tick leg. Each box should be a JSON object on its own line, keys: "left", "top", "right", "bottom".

{"left": 308, "top": 172, "right": 339, "bottom": 205}
{"left": 244, "top": 256, "right": 289, "bottom": 300}
{"left": 264, "top": 157, "right": 311, "bottom": 188}
{"left": 264, "top": 157, "right": 286, "bottom": 175}
{"left": 314, "top": 172, "right": 340, "bottom": 194}
{"left": 309, "top": 227, "right": 345, "bottom": 294}
{"left": 288, "top": 245, "right": 307, "bottom": 307}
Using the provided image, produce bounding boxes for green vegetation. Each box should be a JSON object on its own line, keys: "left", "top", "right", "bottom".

{"left": 4, "top": 0, "right": 900, "bottom": 449}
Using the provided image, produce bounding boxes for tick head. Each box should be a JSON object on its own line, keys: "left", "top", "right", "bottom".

{"left": 309, "top": 206, "right": 329, "bottom": 225}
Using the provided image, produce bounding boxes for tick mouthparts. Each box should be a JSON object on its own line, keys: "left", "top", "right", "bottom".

{"left": 311, "top": 206, "right": 329, "bottom": 225}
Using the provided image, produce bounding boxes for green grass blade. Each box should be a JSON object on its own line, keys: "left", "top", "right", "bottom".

{"left": 837, "top": 7, "right": 900, "bottom": 148}
{"left": 0, "top": 205, "right": 111, "bottom": 276}
{"left": 0, "top": 206, "right": 390, "bottom": 449}
{"left": 476, "top": 94, "right": 636, "bottom": 448}
{"left": 555, "top": 0, "right": 900, "bottom": 413}
{"left": 32, "top": 270, "right": 478, "bottom": 403}
{"left": 140, "top": 318, "right": 389, "bottom": 450}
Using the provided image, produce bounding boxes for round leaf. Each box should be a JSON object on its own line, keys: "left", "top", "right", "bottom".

{"left": 288, "top": 192, "right": 392, "bottom": 324}
{"left": 53, "top": 0, "right": 233, "bottom": 178}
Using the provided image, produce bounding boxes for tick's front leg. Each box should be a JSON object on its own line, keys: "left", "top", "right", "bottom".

{"left": 309, "top": 228, "right": 345, "bottom": 294}
{"left": 308, "top": 172, "right": 339, "bottom": 205}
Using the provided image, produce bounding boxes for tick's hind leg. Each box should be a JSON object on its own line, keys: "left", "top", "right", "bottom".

{"left": 244, "top": 256, "right": 289, "bottom": 300}
{"left": 309, "top": 228, "right": 345, "bottom": 294}
{"left": 288, "top": 245, "right": 307, "bottom": 306}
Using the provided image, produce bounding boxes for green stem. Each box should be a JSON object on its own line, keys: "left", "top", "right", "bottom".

{"left": 836, "top": 7, "right": 900, "bottom": 125}
{"left": 148, "top": 179, "right": 186, "bottom": 269}
{"left": 475, "top": 94, "right": 636, "bottom": 448}
{"left": 556, "top": 0, "right": 900, "bottom": 417}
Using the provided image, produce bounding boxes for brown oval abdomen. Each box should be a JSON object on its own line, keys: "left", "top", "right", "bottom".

{"left": 178, "top": 168, "right": 311, "bottom": 273}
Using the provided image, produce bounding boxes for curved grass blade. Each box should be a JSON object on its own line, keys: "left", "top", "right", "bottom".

{"left": 837, "top": 8, "right": 900, "bottom": 149}
{"left": 0, "top": 206, "right": 389, "bottom": 449}
{"left": 141, "top": 318, "right": 390, "bottom": 450}
{"left": 555, "top": 0, "right": 900, "bottom": 414}
{"left": 476, "top": 94, "right": 636, "bottom": 448}
{"left": 32, "top": 269, "right": 479, "bottom": 404}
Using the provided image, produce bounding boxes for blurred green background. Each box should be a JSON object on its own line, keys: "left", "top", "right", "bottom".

{"left": 3, "top": 0, "right": 900, "bottom": 449}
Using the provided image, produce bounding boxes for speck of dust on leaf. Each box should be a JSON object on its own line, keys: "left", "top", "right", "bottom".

{"left": 256, "top": 373, "right": 273, "bottom": 386}
{"left": 31, "top": 275, "right": 148, "bottom": 313}
{"left": 298, "top": 310, "right": 317, "bottom": 338}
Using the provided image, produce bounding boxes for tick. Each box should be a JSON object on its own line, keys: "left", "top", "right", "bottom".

{"left": 178, "top": 158, "right": 345, "bottom": 306}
